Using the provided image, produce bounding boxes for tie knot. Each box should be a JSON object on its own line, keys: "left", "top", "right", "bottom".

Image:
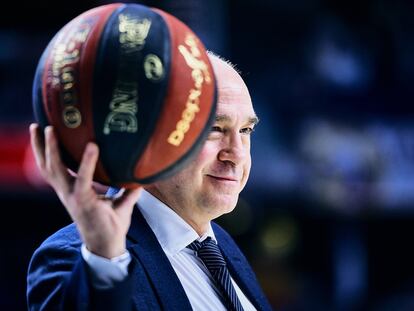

{"left": 187, "top": 237, "right": 226, "bottom": 269}
{"left": 187, "top": 236, "right": 213, "bottom": 251}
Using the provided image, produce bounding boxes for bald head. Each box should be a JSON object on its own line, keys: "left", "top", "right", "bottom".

{"left": 207, "top": 53, "right": 247, "bottom": 92}
{"left": 207, "top": 53, "right": 253, "bottom": 118}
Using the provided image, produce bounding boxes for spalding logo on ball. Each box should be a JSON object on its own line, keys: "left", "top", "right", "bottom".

{"left": 32, "top": 3, "right": 216, "bottom": 186}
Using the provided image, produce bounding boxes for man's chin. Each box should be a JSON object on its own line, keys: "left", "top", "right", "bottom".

{"left": 207, "top": 194, "right": 239, "bottom": 218}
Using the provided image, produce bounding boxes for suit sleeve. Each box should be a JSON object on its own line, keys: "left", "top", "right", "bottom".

{"left": 26, "top": 228, "right": 134, "bottom": 311}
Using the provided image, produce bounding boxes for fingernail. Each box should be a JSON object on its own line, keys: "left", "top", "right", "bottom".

{"left": 45, "top": 126, "right": 53, "bottom": 134}
{"left": 86, "top": 142, "right": 98, "bottom": 154}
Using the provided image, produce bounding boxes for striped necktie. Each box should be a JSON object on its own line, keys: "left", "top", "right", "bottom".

{"left": 187, "top": 237, "right": 244, "bottom": 311}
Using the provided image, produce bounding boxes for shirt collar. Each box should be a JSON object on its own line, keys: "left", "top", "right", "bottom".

{"left": 136, "top": 189, "right": 217, "bottom": 255}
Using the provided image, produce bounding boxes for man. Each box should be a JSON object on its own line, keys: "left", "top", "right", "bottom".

{"left": 27, "top": 54, "right": 272, "bottom": 310}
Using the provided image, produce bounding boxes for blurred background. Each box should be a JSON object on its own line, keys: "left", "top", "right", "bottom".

{"left": 1, "top": 0, "right": 414, "bottom": 310}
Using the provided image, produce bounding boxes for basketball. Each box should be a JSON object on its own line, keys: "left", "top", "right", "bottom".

{"left": 32, "top": 3, "right": 216, "bottom": 187}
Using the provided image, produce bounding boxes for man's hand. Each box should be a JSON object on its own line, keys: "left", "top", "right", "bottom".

{"left": 30, "top": 123, "right": 141, "bottom": 258}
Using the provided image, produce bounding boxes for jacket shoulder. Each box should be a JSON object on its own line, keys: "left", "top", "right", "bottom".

{"left": 39, "top": 222, "right": 82, "bottom": 250}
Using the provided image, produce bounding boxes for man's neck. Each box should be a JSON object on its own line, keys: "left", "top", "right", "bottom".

{"left": 144, "top": 186, "right": 210, "bottom": 237}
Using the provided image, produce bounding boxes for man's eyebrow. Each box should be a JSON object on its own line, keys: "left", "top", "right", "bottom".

{"left": 249, "top": 116, "right": 260, "bottom": 126}
{"left": 215, "top": 114, "right": 260, "bottom": 125}
{"left": 215, "top": 114, "right": 231, "bottom": 123}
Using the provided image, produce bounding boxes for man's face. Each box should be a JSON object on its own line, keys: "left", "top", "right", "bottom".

{"left": 147, "top": 57, "right": 257, "bottom": 223}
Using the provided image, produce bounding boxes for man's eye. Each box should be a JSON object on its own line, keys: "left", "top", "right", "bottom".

{"left": 240, "top": 127, "right": 254, "bottom": 135}
{"left": 211, "top": 126, "right": 222, "bottom": 132}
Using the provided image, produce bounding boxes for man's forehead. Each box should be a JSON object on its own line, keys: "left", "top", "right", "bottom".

{"left": 215, "top": 113, "right": 259, "bottom": 125}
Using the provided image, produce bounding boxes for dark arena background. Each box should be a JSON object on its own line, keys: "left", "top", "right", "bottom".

{"left": 1, "top": 0, "right": 414, "bottom": 310}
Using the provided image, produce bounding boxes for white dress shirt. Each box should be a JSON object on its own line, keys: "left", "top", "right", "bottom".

{"left": 82, "top": 189, "right": 256, "bottom": 310}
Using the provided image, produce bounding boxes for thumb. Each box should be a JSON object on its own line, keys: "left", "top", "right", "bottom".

{"left": 113, "top": 187, "right": 142, "bottom": 220}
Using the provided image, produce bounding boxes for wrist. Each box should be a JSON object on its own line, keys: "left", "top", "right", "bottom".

{"left": 85, "top": 242, "right": 126, "bottom": 259}
{"left": 81, "top": 244, "right": 131, "bottom": 289}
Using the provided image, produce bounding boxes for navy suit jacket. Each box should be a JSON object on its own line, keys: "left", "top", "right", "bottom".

{"left": 27, "top": 206, "right": 273, "bottom": 310}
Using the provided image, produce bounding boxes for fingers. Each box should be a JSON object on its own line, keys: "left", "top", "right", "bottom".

{"left": 31, "top": 123, "right": 100, "bottom": 200}
{"left": 29, "top": 123, "right": 45, "bottom": 172}
{"left": 117, "top": 186, "right": 142, "bottom": 206}
{"left": 30, "top": 123, "right": 70, "bottom": 194}
{"left": 92, "top": 181, "right": 109, "bottom": 195}
{"left": 44, "top": 126, "right": 71, "bottom": 193}
{"left": 113, "top": 187, "right": 142, "bottom": 219}
{"left": 74, "top": 142, "right": 99, "bottom": 195}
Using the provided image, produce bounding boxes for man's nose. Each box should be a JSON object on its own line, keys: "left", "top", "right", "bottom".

{"left": 218, "top": 132, "right": 246, "bottom": 166}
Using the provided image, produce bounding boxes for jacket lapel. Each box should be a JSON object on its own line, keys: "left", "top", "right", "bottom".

{"left": 213, "top": 223, "right": 272, "bottom": 311}
{"left": 126, "top": 206, "right": 193, "bottom": 311}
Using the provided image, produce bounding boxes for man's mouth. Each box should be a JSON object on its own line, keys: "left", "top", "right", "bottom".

{"left": 206, "top": 175, "right": 238, "bottom": 182}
